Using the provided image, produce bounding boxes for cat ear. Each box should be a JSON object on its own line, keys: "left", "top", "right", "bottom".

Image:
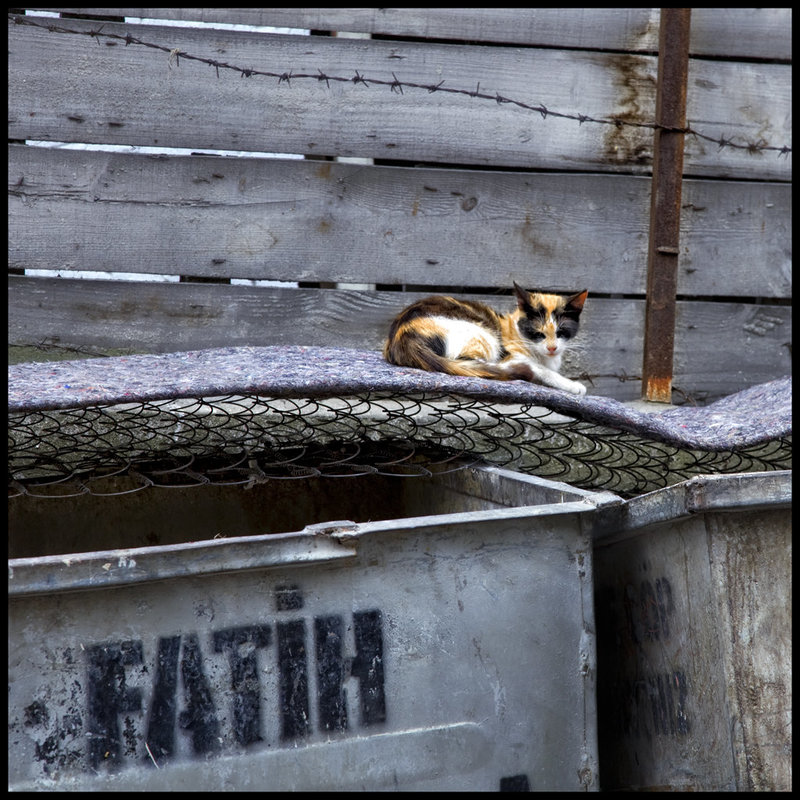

{"left": 513, "top": 281, "right": 532, "bottom": 310}
{"left": 566, "top": 290, "right": 588, "bottom": 311}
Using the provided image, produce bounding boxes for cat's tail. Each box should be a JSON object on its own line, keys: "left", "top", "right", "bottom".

{"left": 439, "top": 358, "right": 534, "bottom": 381}
{"left": 384, "top": 338, "right": 533, "bottom": 382}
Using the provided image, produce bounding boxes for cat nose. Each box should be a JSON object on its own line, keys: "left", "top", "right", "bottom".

{"left": 547, "top": 345, "right": 557, "bottom": 353}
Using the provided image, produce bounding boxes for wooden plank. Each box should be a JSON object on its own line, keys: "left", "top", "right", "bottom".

{"left": 8, "top": 17, "right": 791, "bottom": 179}
{"left": 678, "top": 180, "right": 792, "bottom": 299}
{"left": 36, "top": 9, "right": 793, "bottom": 60}
{"left": 8, "top": 276, "right": 791, "bottom": 403}
{"left": 673, "top": 301, "right": 793, "bottom": 404}
{"left": 8, "top": 145, "right": 792, "bottom": 297}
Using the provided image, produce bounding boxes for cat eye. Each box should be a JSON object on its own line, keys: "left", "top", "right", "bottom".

{"left": 528, "top": 331, "right": 546, "bottom": 342}
{"left": 556, "top": 329, "right": 572, "bottom": 339}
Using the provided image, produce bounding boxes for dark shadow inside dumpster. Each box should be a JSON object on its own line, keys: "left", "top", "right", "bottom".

{"left": 8, "top": 462, "right": 575, "bottom": 559}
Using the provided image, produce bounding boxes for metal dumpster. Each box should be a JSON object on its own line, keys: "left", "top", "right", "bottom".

{"left": 592, "top": 471, "right": 792, "bottom": 791}
{"left": 9, "top": 465, "right": 614, "bottom": 791}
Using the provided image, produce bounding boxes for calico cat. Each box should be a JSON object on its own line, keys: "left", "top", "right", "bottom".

{"left": 383, "top": 283, "right": 588, "bottom": 395}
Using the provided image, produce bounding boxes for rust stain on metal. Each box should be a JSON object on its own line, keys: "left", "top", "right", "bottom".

{"left": 644, "top": 374, "right": 673, "bottom": 404}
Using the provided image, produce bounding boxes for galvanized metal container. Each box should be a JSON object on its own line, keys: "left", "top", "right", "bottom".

{"left": 9, "top": 466, "right": 614, "bottom": 791}
{"left": 592, "top": 471, "right": 792, "bottom": 791}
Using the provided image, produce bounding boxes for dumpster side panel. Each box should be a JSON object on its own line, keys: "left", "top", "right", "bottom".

{"left": 706, "top": 509, "right": 792, "bottom": 792}
{"left": 9, "top": 511, "right": 598, "bottom": 791}
{"left": 594, "top": 506, "right": 791, "bottom": 790}
{"left": 594, "top": 516, "right": 736, "bottom": 790}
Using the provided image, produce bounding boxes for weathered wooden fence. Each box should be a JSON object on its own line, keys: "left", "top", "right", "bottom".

{"left": 8, "top": 8, "right": 792, "bottom": 402}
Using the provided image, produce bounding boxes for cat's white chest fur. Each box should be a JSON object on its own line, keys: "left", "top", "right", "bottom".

{"left": 430, "top": 316, "right": 502, "bottom": 362}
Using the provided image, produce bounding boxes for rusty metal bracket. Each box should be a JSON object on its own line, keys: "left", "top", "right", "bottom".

{"left": 642, "top": 8, "right": 692, "bottom": 403}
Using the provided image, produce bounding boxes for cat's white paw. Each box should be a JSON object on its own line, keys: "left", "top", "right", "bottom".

{"left": 566, "top": 380, "right": 587, "bottom": 396}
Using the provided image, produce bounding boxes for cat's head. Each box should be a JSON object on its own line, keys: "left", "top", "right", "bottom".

{"left": 512, "top": 282, "right": 588, "bottom": 363}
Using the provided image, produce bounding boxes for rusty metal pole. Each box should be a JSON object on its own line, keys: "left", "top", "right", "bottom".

{"left": 641, "top": 8, "right": 691, "bottom": 403}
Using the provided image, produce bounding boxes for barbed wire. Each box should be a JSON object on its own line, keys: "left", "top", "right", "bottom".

{"left": 9, "top": 12, "right": 791, "bottom": 157}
